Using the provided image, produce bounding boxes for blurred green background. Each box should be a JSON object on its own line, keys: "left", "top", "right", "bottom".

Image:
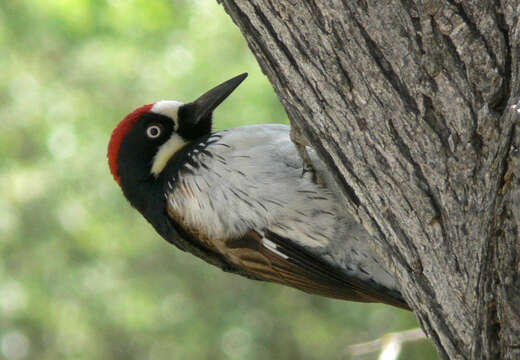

{"left": 0, "top": 1, "right": 437, "bottom": 359}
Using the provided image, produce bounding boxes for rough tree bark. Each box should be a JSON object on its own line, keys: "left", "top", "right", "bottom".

{"left": 217, "top": 1, "right": 520, "bottom": 359}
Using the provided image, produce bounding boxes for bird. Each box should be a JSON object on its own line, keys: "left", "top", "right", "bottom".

{"left": 107, "top": 73, "right": 409, "bottom": 310}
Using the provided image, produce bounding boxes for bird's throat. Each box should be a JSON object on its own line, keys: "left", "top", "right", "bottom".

{"left": 150, "top": 134, "right": 188, "bottom": 177}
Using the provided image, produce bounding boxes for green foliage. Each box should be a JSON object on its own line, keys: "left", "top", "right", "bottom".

{"left": 0, "top": 1, "right": 436, "bottom": 359}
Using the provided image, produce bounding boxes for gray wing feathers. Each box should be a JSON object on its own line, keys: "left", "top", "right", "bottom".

{"left": 167, "top": 124, "right": 402, "bottom": 296}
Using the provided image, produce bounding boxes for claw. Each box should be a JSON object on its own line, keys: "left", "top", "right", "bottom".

{"left": 290, "top": 123, "right": 323, "bottom": 185}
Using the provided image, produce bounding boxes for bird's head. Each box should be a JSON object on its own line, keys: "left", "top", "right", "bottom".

{"left": 107, "top": 73, "right": 247, "bottom": 187}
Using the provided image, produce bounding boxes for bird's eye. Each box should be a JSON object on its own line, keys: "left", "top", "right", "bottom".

{"left": 146, "top": 124, "right": 162, "bottom": 139}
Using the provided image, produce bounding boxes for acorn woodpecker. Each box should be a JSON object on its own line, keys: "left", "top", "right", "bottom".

{"left": 107, "top": 73, "right": 409, "bottom": 310}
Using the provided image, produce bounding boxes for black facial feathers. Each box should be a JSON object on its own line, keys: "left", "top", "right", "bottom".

{"left": 177, "top": 103, "right": 212, "bottom": 141}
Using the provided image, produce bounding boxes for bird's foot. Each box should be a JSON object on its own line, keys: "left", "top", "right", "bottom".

{"left": 290, "top": 123, "right": 323, "bottom": 185}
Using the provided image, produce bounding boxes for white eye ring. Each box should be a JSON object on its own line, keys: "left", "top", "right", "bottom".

{"left": 146, "top": 125, "right": 162, "bottom": 138}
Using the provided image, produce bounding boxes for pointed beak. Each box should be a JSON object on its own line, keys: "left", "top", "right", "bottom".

{"left": 188, "top": 73, "right": 248, "bottom": 125}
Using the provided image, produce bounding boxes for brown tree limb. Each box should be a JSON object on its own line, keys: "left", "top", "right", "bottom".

{"left": 218, "top": 1, "right": 520, "bottom": 359}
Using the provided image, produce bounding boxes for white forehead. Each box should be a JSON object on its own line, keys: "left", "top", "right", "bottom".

{"left": 151, "top": 100, "right": 184, "bottom": 129}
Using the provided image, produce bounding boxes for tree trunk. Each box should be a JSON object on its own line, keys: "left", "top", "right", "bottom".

{"left": 218, "top": 1, "right": 520, "bottom": 359}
